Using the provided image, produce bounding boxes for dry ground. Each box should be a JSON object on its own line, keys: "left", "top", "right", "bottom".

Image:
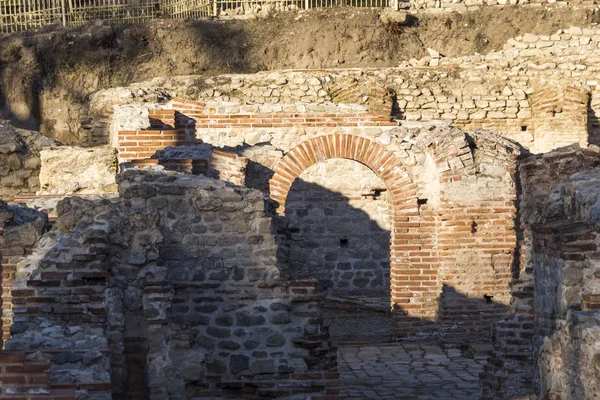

{"left": 1, "top": 6, "right": 598, "bottom": 141}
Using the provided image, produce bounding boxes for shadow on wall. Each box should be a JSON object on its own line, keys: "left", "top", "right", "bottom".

{"left": 262, "top": 158, "right": 512, "bottom": 344}
{"left": 587, "top": 99, "right": 600, "bottom": 146}
{"left": 138, "top": 133, "right": 519, "bottom": 346}
{"left": 279, "top": 179, "right": 390, "bottom": 301}
{"left": 438, "top": 284, "right": 510, "bottom": 343}
{"left": 279, "top": 177, "right": 393, "bottom": 344}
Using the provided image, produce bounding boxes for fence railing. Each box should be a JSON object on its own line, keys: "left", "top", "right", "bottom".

{"left": 1, "top": 0, "right": 393, "bottom": 33}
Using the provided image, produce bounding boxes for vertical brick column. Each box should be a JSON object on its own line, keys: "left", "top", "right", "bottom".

{"left": 530, "top": 85, "right": 589, "bottom": 153}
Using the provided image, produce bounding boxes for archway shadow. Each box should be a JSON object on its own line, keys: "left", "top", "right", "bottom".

{"left": 278, "top": 176, "right": 393, "bottom": 344}
{"left": 143, "top": 140, "right": 514, "bottom": 346}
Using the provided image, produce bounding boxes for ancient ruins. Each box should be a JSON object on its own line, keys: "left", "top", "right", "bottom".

{"left": 1, "top": 1, "right": 600, "bottom": 399}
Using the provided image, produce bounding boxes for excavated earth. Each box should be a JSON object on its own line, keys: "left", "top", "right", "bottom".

{"left": 1, "top": 6, "right": 600, "bottom": 143}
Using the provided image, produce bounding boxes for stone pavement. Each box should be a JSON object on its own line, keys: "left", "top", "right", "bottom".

{"left": 338, "top": 343, "right": 488, "bottom": 399}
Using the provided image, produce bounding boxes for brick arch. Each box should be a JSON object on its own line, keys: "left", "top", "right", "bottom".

{"left": 270, "top": 134, "right": 418, "bottom": 213}
{"left": 270, "top": 134, "right": 435, "bottom": 335}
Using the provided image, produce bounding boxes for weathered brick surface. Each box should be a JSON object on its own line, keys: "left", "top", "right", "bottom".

{"left": 269, "top": 129, "right": 520, "bottom": 340}
{"left": 0, "top": 352, "right": 53, "bottom": 400}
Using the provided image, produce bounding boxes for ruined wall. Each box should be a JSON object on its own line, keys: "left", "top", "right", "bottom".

{"left": 87, "top": 24, "right": 600, "bottom": 157}
{"left": 482, "top": 145, "right": 600, "bottom": 399}
{"left": 112, "top": 87, "right": 522, "bottom": 340}
{"left": 283, "top": 159, "right": 391, "bottom": 299}
{"left": 0, "top": 121, "right": 58, "bottom": 201}
{"left": 0, "top": 170, "right": 337, "bottom": 399}
{"left": 530, "top": 167, "right": 600, "bottom": 399}
{"left": 37, "top": 147, "right": 118, "bottom": 195}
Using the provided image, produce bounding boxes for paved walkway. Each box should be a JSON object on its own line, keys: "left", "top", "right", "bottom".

{"left": 338, "top": 343, "right": 488, "bottom": 399}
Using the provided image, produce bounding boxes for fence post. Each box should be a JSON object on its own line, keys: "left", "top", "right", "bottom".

{"left": 212, "top": 0, "right": 217, "bottom": 16}
{"left": 304, "top": 0, "right": 308, "bottom": 9}
{"left": 61, "top": 0, "right": 67, "bottom": 26}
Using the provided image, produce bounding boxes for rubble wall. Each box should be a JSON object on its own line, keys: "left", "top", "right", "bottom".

{"left": 89, "top": 25, "right": 600, "bottom": 155}
{"left": 482, "top": 145, "right": 600, "bottom": 399}
{"left": 0, "top": 171, "right": 337, "bottom": 399}
{"left": 0, "top": 121, "right": 58, "bottom": 201}
{"left": 531, "top": 167, "right": 600, "bottom": 399}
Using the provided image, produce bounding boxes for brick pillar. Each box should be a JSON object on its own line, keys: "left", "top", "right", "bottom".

{"left": 529, "top": 85, "right": 589, "bottom": 153}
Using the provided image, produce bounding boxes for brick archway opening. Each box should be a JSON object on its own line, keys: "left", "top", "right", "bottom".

{"left": 270, "top": 134, "right": 436, "bottom": 338}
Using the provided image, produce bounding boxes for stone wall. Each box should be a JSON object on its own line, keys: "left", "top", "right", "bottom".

{"left": 537, "top": 311, "right": 600, "bottom": 399}
{"left": 38, "top": 146, "right": 118, "bottom": 195}
{"left": 87, "top": 24, "right": 600, "bottom": 156}
{"left": 283, "top": 159, "right": 391, "bottom": 299}
{"left": 0, "top": 170, "right": 337, "bottom": 399}
{"left": 0, "top": 121, "right": 58, "bottom": 201}
{"left": 482, "top": 145, "right": 600, "bottom": 399}
{"left": 530, "top": 167, "right": 600, "bottom": 398}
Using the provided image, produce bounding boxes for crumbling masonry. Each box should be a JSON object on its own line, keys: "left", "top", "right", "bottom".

{"left": 2, "top": 8, "right": 600, "bottom": 400}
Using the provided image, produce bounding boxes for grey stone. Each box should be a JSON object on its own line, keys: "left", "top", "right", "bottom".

{"left": 209, "top": 269, "right": 231, "bottom": 281}
{"left": 266, "top": 334, "right": 286, "bottom": 347}
{"left": 236, "top": 312, "right": 265, "bottom": 326}
{"left": 51, "top": 352, "right": 83, "bottom": 364}
{"left": 250, "top": 359, "right": 276, "bottom": 374}
{"left": 233, "top": 266, "right": 245, "bottom": 281}
{"left": 353, "top": 277, "right": 370, "bottom": 287}
{"left": 269, "top": 302, "right": 291, "bottom": 312}
{"left": 82, "top": 350, "right": 104, "bottom": 365}
{"left": 215, "top": 314, "right": 234, "bottom": 327}
{"left": 206, "top": 360, "right": 227, "bottom": 374}
{"left": 243, "top": 339, "right": 260, "bottom": 350}
{"left": 563, "top": 267, "right": 584, "bottom": 286}
{"left": 270, "top": 312, "right": 291, "bottom": 325}
{"left": 180, "top": 350, "right": 206, "bottom": 381}
{"left": 218, "top": 341, "right": 241, "bottom": 350}
{"left": 230, "top": 354, "right": 250, "bottom": 374}
{"left": 195, "top": 335, "right": 215, "bottom": 349}
{"left": 207, "top": 326, "right": 231, "bottom": 338}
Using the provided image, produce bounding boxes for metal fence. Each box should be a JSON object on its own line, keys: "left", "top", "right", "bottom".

{"left": 1, "top": 0, "right": 391, "bottom": 33}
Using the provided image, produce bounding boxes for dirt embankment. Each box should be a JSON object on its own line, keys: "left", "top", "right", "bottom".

{"left": 0, "top": 6, "right": 598, "bottom": 144}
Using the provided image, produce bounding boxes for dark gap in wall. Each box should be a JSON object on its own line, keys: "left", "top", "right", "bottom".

{"left": 340, "top": 238, "right": 349, "bottom": 248}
